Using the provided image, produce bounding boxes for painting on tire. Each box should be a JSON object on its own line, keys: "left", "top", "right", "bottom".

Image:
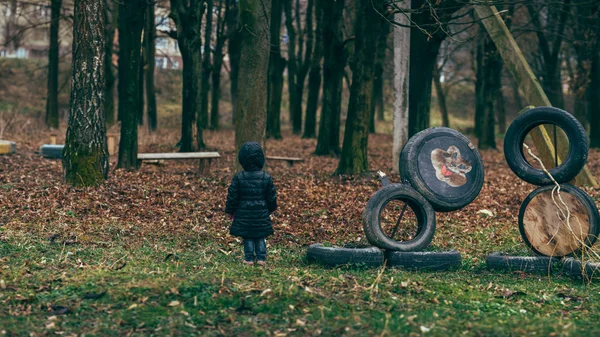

{"left": 431, "top": 145, "right": 472, "bottom": 187}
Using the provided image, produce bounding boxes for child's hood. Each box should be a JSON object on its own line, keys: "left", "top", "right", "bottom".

{"left": 238, "top": 141, "right": 265, "bottom": 171}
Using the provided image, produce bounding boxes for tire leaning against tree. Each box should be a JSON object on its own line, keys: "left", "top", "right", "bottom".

{"left": 362, "top": 183, "right": 436, "bottom": 251}
{"left": 503, "top": 106, "right": 588, "bottom": 186}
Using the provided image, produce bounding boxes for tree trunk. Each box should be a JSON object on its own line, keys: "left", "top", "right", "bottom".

{"left": 408, "top": 0, "right": 443, "bottom": 137}
{"left": 227, "top": 1, "right": 242, "bottom": 124}
{"left": 45, "top": 0, "right": 61, "bottom": 129}
{"left": 104, "top": 0, "right": 116, "bottom": 127}
{"left": 284, "top": 0, "right": 301, "bottom": 134}
{"left": 478, "top": 34, "right": 501, "bottom": 150}
{"left": 63, "top": 0, "right": 109, "bottom": 186}
{"left": 210, "top": 0, "right": 228, "bottom": 131}
{"left": 198, "top": 0, "right": 212, "bottom": 149}
{"left": 171, "top": 0, "right": 205, "bottom": 152}
{"left": 145, "top": 3, "right": 157, "bottom": 131}
{"left": 336, "top": 0, "right": 385, "bottom": 174}
{"left": 138, "top": 48, "right": 144, "bottom": 125}
{"left": 392, "top": 4, "right": 410, "bottom": 174}
{"left": 234, "top": 0, "right": 270, "bottom": 170}
{"left": 474, "top": 35, "right": 485, "bottom": 138}
{"left": 267, "top": 0, "right": 284, "bottom": 139}
{"left": 295, "top": 0, "right": 314, "bottom": 137}
{"left": 314, "top": 0, "right": 344, "bottom": 156}
{"left": 374, "top": 22, "right": 389, "bottom": 123}
{"left": 496, "top": 87, "right": 507, "bottom": 134}
{"left": 117, "top": 0, "right": 145, "bottom": 169}
{"left": 589, "top": 7, "right": 600, "bottom": 148}
{"left": 302, "top": 0, "right": 322, "bottom": 139}
{"left": 432, "top": 65, "right": 449, "bottom": 127}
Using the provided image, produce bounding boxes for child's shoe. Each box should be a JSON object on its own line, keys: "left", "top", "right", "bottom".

{"left": 256, "top": 260, "right": 266, "bottom": 267}
{"left": 243, "top": 260, "right": 254, "bottom": 266}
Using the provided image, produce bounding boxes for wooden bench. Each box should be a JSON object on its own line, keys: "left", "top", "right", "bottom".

{"left": 266, "top": 156, "right": 304, "bottom": 167}
{"left": 137, "top": 152, "right": 220, "bottom": 174}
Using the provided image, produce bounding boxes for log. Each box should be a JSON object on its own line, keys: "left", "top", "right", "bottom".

{"left": 473, "top": 2, "right": 597, "bottom": 187}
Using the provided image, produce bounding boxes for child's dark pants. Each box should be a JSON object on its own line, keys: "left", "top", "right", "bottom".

{"left": 243, "top": 238, "right": 266, "bottom": 262}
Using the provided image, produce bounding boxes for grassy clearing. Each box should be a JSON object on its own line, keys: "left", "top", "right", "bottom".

{"left": 1, "top": 236, "right": 600, "bottom": 336}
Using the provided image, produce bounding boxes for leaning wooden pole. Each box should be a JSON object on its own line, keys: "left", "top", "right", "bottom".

{"left": 473, "top": 3, "right": 597, "bottom": 187}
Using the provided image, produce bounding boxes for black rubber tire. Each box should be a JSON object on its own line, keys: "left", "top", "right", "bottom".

{"left": 306, "top": 243, "right": 384, "bottom": 267}
{"left": 385, "top": 250, "right": 462, "bottom": 271}
{"left": 40, "top": 144, "right": 64, "bottom": 159}
{"left": 519, "top": 184, "right": 600, "bottom": 257}
{"left": 362, "top": 183, "right": 436, "bottom": 251}
{"left": 399, "top": 127, "right": 484, "bottom": 212}
{"left": 504, "top": 106, "right": 588, "bottom": 186}
{"left": 486, "top": 252, "right": 560, "bottom": 275}
{"left": 563, "top": 257, "right": 600, "bottom": 281}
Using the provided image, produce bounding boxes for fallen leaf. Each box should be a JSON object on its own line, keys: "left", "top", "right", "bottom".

{"left": 168, "top": 301, "right": 180, "bottom": 307}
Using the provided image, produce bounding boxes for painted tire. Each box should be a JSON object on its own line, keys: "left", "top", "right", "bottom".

{"left": 503, "top": 106, "right": 588, "bottom": 186}
{"left": 0, "top": 140, "right": 16, "bottom": 155}
{"left": 399, "top": 127, "right": 484, "bottom": 212}
{"left": 363, "top": 184, "right": 436, "bottom": 251}
{"left": 40, "top": 144, "right": 64, "bottom": 159}
{"left": 518, "top": 184, "right": 600, "bottom": 257}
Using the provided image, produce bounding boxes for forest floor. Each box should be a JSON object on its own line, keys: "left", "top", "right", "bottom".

{"left": 2, "top": 128, "right": 600, "bottom": 336}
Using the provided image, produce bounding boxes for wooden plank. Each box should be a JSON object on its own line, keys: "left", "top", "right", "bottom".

{"left": 137, "top": 152, "right": 221, "bottom": 160}
{"left": 266, "top": 156, "right": 304, "bottom": 161}
{"left": 473, "top": 3, "right": 598, "bottom": 187}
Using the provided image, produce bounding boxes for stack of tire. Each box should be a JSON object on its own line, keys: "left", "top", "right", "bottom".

{"left": 307, "top": 127, "right": 485, "bottom": 271}
{"left": 487, "top": 106, "right": 600, "bottom": 277}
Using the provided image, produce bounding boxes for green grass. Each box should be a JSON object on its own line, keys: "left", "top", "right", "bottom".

{"left": 2, "top": 237, "right": 600, "bottom": 336}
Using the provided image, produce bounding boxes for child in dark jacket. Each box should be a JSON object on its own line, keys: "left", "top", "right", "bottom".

{"left": 225, "top": 141, "right": 277, "bottom": 266}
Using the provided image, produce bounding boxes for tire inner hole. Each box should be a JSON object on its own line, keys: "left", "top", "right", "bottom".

{"left": 380, "top": 199, "right": 421, "bottom": 242}
{"left": 522, "top": 124, "right": 569, "bottom": 170}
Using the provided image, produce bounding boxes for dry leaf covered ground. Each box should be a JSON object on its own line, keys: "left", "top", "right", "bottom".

{"left": 2, "top": 128, "right": 600, "bottom": 336}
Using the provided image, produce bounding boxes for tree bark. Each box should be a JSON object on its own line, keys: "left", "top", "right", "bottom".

{"left": 477, "top": 32, "right": 501, "bottom": 150}
{"left": 302, "top": 0, "right": 322, "bottom": 139}
{"left": 171, "top": 0, "right": 205, "bottom": 152}
{"left": 227, "top": 1, "right": 242, "bottom": 124}
{"left": 336, "top": 0, "right": 385, "bottom": 174}
{"left": 145, "top": 3, "right": 157, "bottom": 131}
{"left": 314, "top": 0, "right": 345, "bottom": 156}
{"left": 104, "top": 0, "right": 116, "bottom": 127}
{"left": 198, "top": 0, "right": 213, "bottom": 148}
{"left": 138, "top": 47, "right": 144, "bottom": 125}
{"left": 45, "top": 0, "right": 61, "bottom": 129}
{"left": 589, "top": 6, "right": 600, "bottom": 148}
{"left": 392, "top": 4, "right": 410, "bottom": 174}
{"left": 63, "top": 0, "right": 109, "bottom": 187}
{"left": 284, "top": 0, "right": 301, "bottom": 134}
{"left": 295, "top": 0, "right": 314, "bottom": 136}
{"left": 117, "top": 0, "right": 145, "bottom": 169}
{"left": 432, "top": 65, "right": 449, "bottom": 128}
{"left": 210, "top": 0, "right": 229, "bottom": 130}
{"left": 267, "top": 0, "right": 284, "bottom": 139}
{"left": 234, "top": 0, "right": 271, "bottom": 170}
{"left": 373, "top": 22, "right": 389, "bottom": 124}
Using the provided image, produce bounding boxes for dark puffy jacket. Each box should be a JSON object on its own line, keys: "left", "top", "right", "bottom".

{"left": 226, "top": 142, "right": 277, "bottom": 238}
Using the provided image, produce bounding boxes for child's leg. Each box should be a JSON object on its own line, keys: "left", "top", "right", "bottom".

{"left": 243, "top": 238, "right": 255, "bottom": 262}
{"left": 254, "top": 237, "right": 267, "bottom": 262}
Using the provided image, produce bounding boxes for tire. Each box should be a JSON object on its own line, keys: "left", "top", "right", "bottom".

{"left": 306, "top": 243, "right": 384, "bottom": 267}
{"left": 503, "top": 106, "right": 588, "bottom": 186}
{"left": 385, "top": 250, "right": 461, "bottom": 271}
{"left": 0, "top": 140, "right": 16, "bottom": 155}
{"left": 519, "top": 184, "right": 600, "bottom": 257}
{"left": 399, "top": 127, "right": 484, "bottom": 212}
{"left": 40, "top": 144, "right": 64, "bottom": 159}
{"left": 486, "top": 252, "right": 560, "bottom": 275}
{"left": 363, "top": 184, "right": 436, "bottom": 251}
{"left": 562, "top": 257, "right": 600, "bottom": 281}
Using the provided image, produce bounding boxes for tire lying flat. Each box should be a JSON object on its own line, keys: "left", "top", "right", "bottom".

{"left": 486, "top": 252, "right": 560, "bottom": 275}
{"left": 306, "top": 243, "right": 384, "bottom": 267}
{"left": 562, "top": 257, "right": 600, "bottom": 281}
{"left": 385, "top": 250, "right": 461, "bottom": 271}
{"left": 399, "top": 127, "right": 484, "bottom": 212}
{"left": 363, "top": 184, "right": 436, "bottom": 252}
{"left": 519, "top": 184, "right": 600, "bottom": 257}
{"left": 503, "top": 106, "right": 588, "bottom": 186}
